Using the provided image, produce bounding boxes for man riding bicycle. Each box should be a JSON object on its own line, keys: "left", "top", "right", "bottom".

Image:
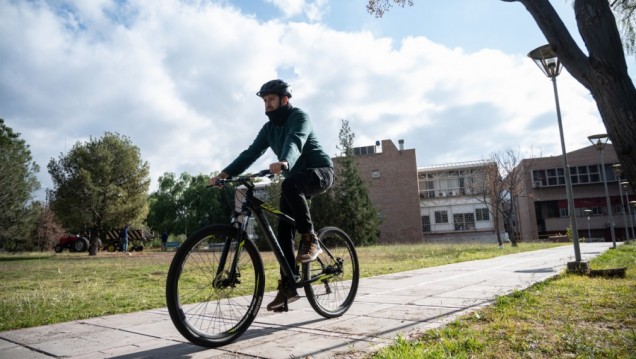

{"left": 209, "top": 79, "right": 334, "bottom": 311}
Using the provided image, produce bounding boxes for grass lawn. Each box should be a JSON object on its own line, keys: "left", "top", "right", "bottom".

{"left": 371, "top": 241, "right": 636, "bottom": 358}
{"left": 0, "top": 242, "right": 561, "bottom": 332}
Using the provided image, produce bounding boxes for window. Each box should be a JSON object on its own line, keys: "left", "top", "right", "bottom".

{"left": 434, "top": 211, "right": 448, "bottom": 223}
{"left": 454, "top": 213, "right": 475, "bottom": 230}
{"left": 546, "top": 168, "right": 565, "bottom": 186}
{"left": 591, "top": 206, "right": 604, "bottom": 215}
{"left": 476, "top": 208, "right": 490, "bottom": 221}
{"left": 532, "top": 170, "right": 547, "bottom": 187}
{"left": 534, "top": 165, "right": 615, "bottom": 187}
{"left": 559, "top": 208, "right": 569, "bottom": 217}
{"left": 353, "top": 146, "right": 375, "bottom": 155}
{"left": 589, "top": 165, "right": 600, "bottom": 182}
{"left": 422, "top": 216, "right": 431, "bottom": 232}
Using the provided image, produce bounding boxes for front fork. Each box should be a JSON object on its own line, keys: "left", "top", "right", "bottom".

{"left": 213, "top": 214, "right": 248, "bottom": 289}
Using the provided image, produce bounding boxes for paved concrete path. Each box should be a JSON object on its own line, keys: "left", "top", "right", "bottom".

{"left": 0, "top": 243, "right": 612, "bottom": 359}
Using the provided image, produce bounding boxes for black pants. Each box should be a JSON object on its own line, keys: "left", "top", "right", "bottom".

{"left": 277, "top": 167, "right": 334, "bottom": 275}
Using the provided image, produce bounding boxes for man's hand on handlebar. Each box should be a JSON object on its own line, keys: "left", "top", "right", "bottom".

{"left": 208, "top": 172, "right": 230, "bottom": 187}
{"left": 269, "top": 161, "right": 289, "bottom": 175}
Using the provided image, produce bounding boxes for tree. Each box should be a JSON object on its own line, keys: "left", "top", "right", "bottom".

{"left": 367, "top": 0, "right": 636, "bottom": 187}
{"left": 30, "top": 198, "right": 65, "bottom": 251}
{"left": 0, "top": 119, "right": 40, "bottom": 251}
{"left": 312, "top": 120, "right": 380, "bottom": 246}
{"left": 470, "top": 161, "right": 507, "bottom": 247}
{"left": 147, "top": 172, "right": 183, "bottom": 236}
{"left": 494, "top": 147, "right": 535, "bottom": 247}
{"left": 48, "top": 132, "right": 150, "bottom": 255}
{"left": 147, "top": 172, "right": 232, "bottom": 238}
{"left": 468, "top": 148, "right": 532, "bottom": 247}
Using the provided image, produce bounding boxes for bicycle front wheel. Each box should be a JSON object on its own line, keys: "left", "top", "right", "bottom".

{"left": 303, "top": 227, "right": 359, "bottom": 318}
{"left": 166, "top": 224, "right": 264, "bottom": 347}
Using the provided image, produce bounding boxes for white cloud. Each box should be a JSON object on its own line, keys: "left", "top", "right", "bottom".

{"left": 0, "top": 0, "right": 604, "bottom": 201}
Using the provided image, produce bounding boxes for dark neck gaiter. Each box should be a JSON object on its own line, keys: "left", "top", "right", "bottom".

{"left": 266, "top": 103, "right": 292, "bottom": 126}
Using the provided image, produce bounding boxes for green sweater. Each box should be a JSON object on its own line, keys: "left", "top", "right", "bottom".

{"left": 222, "top": 107, "right": 332, "bottom": 177}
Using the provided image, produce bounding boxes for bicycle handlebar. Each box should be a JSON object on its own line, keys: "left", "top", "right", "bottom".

{"left": 211, "top": 167, "right": 286, "bottom": 188}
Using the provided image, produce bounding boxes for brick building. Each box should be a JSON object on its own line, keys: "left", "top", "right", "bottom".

{"left": 349, "top": 139, "right": 422, "bottom": 243}
{"left": 513, "top": 144, "right": 634, "bottom": 242}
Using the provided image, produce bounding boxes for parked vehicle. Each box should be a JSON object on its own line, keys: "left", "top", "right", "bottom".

{"left": 54, "top": 234, "right": 89, "bottom": 253}
{"left": 102, "top": 228, "right": 149, "bottom": 252}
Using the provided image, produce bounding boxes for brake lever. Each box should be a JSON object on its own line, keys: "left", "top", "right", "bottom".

{"left": 256, "top": 169, "right": 272, "bottom": 177}
{"left": 206, "top": 178, "right": 228, "bottom": 188}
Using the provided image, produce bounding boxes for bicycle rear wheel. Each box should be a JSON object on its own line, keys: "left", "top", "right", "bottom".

{"left": 166, "top": 224, "right": 264, "bottom": 347}
{"left": 303, "top": 226, "right": 359, "bottom": 318}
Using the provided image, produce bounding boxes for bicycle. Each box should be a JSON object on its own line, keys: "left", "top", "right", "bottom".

{"left": 166, "top": 169, "right": 360, "bottom": 347}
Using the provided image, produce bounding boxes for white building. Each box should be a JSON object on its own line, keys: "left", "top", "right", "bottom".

{"left": 418, "top": 161, "right": 503, "bottom": 242}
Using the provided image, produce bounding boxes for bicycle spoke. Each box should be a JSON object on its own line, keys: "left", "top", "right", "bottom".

{"left": 166, "top": 225, "right": 264, "bottom": 347}
{"left": 304, "top": 227, "right": 359, "bottom": 318}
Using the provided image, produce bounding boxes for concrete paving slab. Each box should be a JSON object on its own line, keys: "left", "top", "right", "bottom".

{"left": 30, "top": 327, "right": 152, "bottom": 357}
{"left": 0, "top": 342, "right": 51, "bottom": 359}
{"left": 411, "top": 296, "right": 490, "bottom": 308}
{"left": 0, "top": 338, "right": 16, "bottom": 351}
{"left": 364, "top": 303, "right": 460, "bottom": 323}
{"left": 231, "top": 330, "right": 369, "bottom": 359}
{"left": 79, "top": 310, "right": 169, "bottom": 329}
{"left": 0, "top": 243, "right": 613, "bottom": 359}
{"left": 339, "top": 301, "right": 397, "bottom": 316}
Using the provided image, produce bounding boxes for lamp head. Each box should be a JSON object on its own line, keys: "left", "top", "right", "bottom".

{"left": 588, "top": 134, "right": 609, "bottom": 151}
{"left": 528, "top": 44, "right": 562, "bottom": 78}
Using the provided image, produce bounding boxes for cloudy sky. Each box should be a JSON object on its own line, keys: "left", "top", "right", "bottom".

{"left": 2, "top": 0, "right": 634, "bottom": 200}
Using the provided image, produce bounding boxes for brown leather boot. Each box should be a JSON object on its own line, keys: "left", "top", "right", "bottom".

{"left": 296, "top": 233, "right": 323, "bottom": 263}
{"left": 266, "top": 280, "right": 299, "bottom": 311}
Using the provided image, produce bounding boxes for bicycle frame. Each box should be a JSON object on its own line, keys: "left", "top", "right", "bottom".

{"left": 215, "top": 176, "right": 300, "bottom": 289}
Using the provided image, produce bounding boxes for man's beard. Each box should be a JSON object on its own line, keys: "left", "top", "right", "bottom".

{"left": 266, "top": 103, "right": 292, "bottom": 126}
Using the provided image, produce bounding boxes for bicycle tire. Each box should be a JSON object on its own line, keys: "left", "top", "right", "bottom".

{"left": 166, "top": 224, "right": 265, "bottom": 347}
{"left": 303, "top": 226, "right": 359, "bottom": 318}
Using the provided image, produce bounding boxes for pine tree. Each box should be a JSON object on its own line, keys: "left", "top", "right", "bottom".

{"left": 0, "top": 119, "right": 40, "bottom": 251}
{"left": 312, "top": 120, "right": 380, "bottom": 246}
{"left": 48, "top": 132, "right": 150, "bottom": 255}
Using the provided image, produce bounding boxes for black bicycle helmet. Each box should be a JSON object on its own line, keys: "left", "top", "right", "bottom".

{"left": 256, "top": 79, "right": 292, "bottom": 98}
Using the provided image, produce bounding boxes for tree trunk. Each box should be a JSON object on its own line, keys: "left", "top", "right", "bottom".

{"left": 88, "top": 226, "right": 99, "bottom": 256}
{"left": 511, "top": 195, "right": 520, "bottom": 247}
{"left": 494, "top": 215, "right": 503, "bottom": 246}
{"left": 511, "top": 0, "right": 636, "bottom": 186}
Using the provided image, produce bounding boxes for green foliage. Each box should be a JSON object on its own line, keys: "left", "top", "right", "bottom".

{"left": 0, "top": 119, "right": 41, "bottom": 251}
{"left": 311, "top": 119, "right": 380, "bottom": 246}
{"left": 47, "top": 132, "right": 150, "bottom": 242}
{"left": 565, "top": 226, "right": 573, "bottom": 242}
{"left": 147, "top": 172, "right": 232, "bottom": 236}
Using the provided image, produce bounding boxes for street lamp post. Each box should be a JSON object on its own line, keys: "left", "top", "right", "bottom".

{"left": 584, "top": 209, "right": 592, "bottom": 241}
{"left": 612, "top": 164, "right": 627, "bottom": 239}
{"left": 621, "top": 181, "right": 635, "bottom": 239}
{"left": 528, "top": 44, "right": 583, "bottom": 266}
{"left": 588, "top": 134, "right": 616, "bottom": 248}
